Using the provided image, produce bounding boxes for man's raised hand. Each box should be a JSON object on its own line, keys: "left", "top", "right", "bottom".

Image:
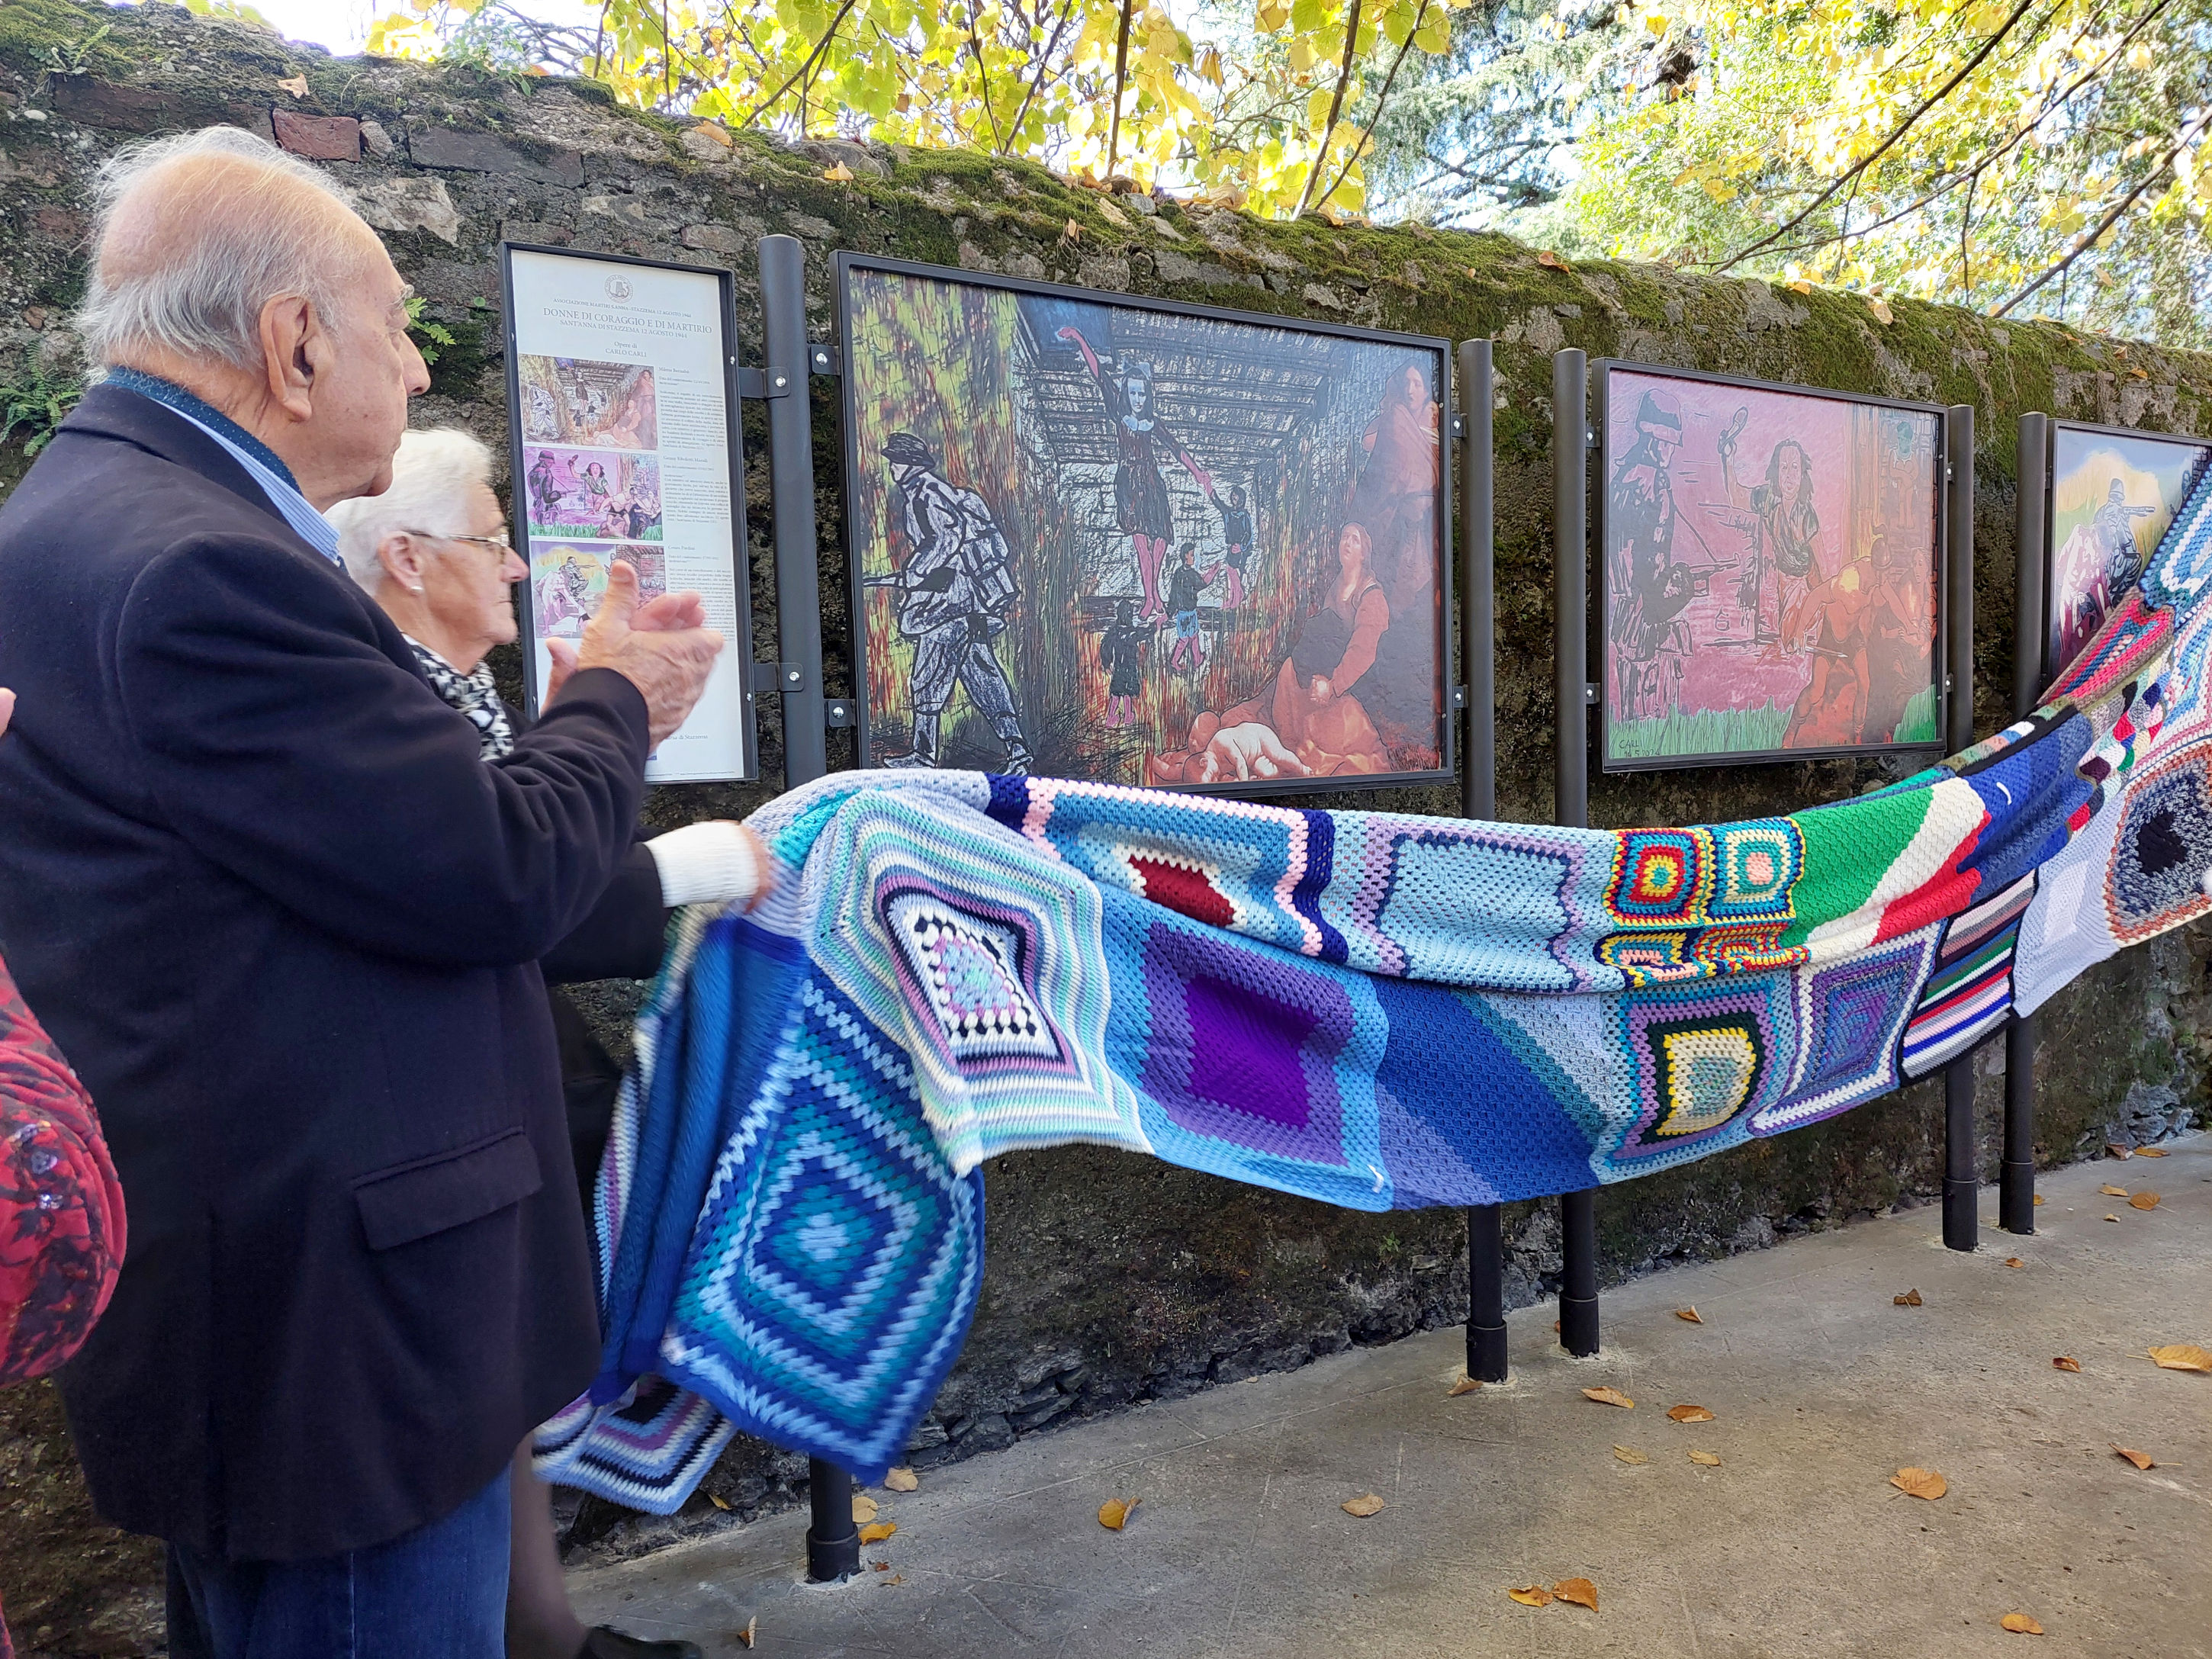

{"left": 550, "top": 560, "right": 723, "bottom": 748}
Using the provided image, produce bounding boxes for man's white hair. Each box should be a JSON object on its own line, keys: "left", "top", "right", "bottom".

{"left": 326, "top": 429, "right": 496, "bottom": 593}
{"left": 75, "top": 125, "right": 373, "bottom": 371}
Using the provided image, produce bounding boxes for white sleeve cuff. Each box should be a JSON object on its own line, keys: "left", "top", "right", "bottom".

{"left": 644, "top": 821, "right": 763, "bottom": 909}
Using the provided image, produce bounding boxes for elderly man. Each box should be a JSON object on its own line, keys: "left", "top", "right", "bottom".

{"left": 0, "top": 127, "right": 721, "bottom": 1656}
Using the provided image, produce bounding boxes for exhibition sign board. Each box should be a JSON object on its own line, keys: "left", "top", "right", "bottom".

{"left": 500, "top": 243, "right": 758, "bottom": 783}
{"left": 2043, "top": 420, "right": 2212, "bottom": 683}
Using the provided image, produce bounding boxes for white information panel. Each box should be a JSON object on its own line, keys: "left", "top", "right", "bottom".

{"left": 502, "top": 244, "right": 755, "bottom": 783}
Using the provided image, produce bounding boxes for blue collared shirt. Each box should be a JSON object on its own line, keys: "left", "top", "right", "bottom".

{"left": 102, "top": 368, "right": 344, "bottom": 567}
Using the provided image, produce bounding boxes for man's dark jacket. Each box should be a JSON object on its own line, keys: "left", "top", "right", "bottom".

{"left": 0, "top": 387, "right": 652, "bottom": 1561}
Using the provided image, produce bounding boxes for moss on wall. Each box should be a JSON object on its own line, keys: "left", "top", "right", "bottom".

{"left": 0, "top": 2, "right": 2204, "bottom": 1644}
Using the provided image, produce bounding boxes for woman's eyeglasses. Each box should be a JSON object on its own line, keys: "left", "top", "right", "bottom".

{"left": 413, "top": 530, "right": 516, "bottom": 557}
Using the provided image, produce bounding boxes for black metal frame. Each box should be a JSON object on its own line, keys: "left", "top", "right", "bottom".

{"left": 497, "top": 240, "right": 760, "bottom": 780}
{"left": 2040, "top": 418, "right": 2212, "bottom": 680}
{"left": 1590, "top": 358, "right": 1952, "bottom": 775}
{"left": 828, "top": 250, "right": 1457, "bottom": 799}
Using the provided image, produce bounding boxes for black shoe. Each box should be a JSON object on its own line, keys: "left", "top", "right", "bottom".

{"left": 580, "top": 1628, "right": 704, "bottom": 1659}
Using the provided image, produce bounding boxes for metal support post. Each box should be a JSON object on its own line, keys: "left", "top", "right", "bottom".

{"left": 1941, "top": 403, "right": 1979, "bottom": 1254}
{"left": 758, "top": 234, "right": 828, "bottom": 789}
{"left": 2001, "top": 412, "right": 2049, "bottom": 1235}
{"left": 760, "top": 233, "right": 859, "bottom": 1582}
{"left": 1553, "top": 349, "right": 1600, "bottom": 1350}
{"left": 1458, "top": 339, "right": 1508, "bottom": 1383}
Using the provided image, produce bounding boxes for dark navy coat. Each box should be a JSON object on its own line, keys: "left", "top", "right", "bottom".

{"left": 0, "top": 386, "right": 651, "bottom": 1561}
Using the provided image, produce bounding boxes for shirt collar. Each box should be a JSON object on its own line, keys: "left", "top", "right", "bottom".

{"left": 101, "top": 368, "right": 343, "bottom": 567}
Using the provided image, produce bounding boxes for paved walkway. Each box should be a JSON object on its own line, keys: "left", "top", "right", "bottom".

{"left": 571, "top": 1137, "right": 2212, "bottom": 1657}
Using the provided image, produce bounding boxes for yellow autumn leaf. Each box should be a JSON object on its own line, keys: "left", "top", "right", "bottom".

{"left": 1552, "top": 1577, "right": 1599, "bottom": 1610}
{"left": 1098, "top": 198, "right": 1132, "bottom": 227}
{"left": 824, "top": 162, "right": 857, "bottom": 182}
{"left": 2099, "top": 1185, "right": 2129, "bottom": 1197}
{"left": 1536, "top": 249, "right": 1571, "bottom": 271}
{"left": 2106, "top": 1143, "right": 2134, "bottom": 1159}
{"left": 1787, "top": 278, "right": 1813, "bottom": 294}
{"left": 1507, "top": 1583, "right": 1553, "bottom": 1606}
{"left": 2111, "top": 1443, "right": 2156, "bottom": 1470}
{"left": 2053, "top": 1355, "right": 2081, "bottom": 1371}
{"left": 1891, "top": 1467, "right": 1947, "bottom": 1500}
{"left": 2149, "top": 1344, "right": 2212, "bottom": 1373}
{"left": 1448, "top": 1375, "right": 1484, "bottom": 1395}
{"left": 1674, "top": 1307, "right": 1702, "bottom": 1323}
{"left": 1582, "top": 1386, "right": 1634, "bottom": 1409}
{"left": 709, "top": 1491, "right": 731, "bottom": 1510}
{"left": 1612, "top": 1445, "right": 1648, "bottom": 1464}
{"left": 2000, "top": 1612, "right": 2046, "bottom": 1635}
{"left": 2135, "top": 1146, "right": 2170, "bottom": 1157}
{"left": 736, "top": 1615, "right": 758, "bottom": 1648}
{"left": 2005, "top": 1257, "right": 2025, "bottom": 1268}
{"left": 1098, "top": 1496, "right": 1140, "bottom": 1529}
{"left": 1895, "top": 1289, "right": 1923, "bottom": 1306}
{"left": 853, "top": 1493, "right": 879, "bottom": 1522}
{"left": 1667, "top": 1403, "right": 1715, "bottom": 1423}
{"left": 1866, "top": 296, "right": 1894, "bottom": 324}
{"left": 1688, "top": 1449, "right": 1722, "bottom": 1466}
{"left": 883, "top": 1468, "right": 919, "bottom": 1493}
{"left": 858, "top": 1521, "right": 897, "bottom": 1543}
{"left": 1341, "top": 1493, "right": 1386, "bottom": 1516}
{"left": 2130, "top": 1191, "right": 2160, "bottom": 1210}
{"left": 277, "top": 73, "right": 310, "bottom": 98}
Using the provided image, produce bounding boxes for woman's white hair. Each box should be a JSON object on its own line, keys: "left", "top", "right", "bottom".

{"left": 74, "top": 125, "right": 372, "bottom": 371}
{"left": 326, "top": 429, "right": 496, "bottom": 593}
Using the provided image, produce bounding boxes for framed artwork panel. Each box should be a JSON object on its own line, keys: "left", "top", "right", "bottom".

{"left": 834, "top": 254, "right": 1455, "bottom": 796}
{"left": 1596, "top": 362, "right": 1947, "bottom": 773}
{"left": 2044, "top": 420, "right": 2212, "bottom": 683}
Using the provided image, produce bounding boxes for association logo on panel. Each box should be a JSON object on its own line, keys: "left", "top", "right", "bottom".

{"left": 603, "top": 275, "right": 634, "bottom": 302}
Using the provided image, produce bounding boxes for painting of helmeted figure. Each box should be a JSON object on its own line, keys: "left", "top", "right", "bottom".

{"left": 2046, "top": 426, "right": 2210, "bottom": 680}
{"left": 1601, "top": 365, "right": 1944, "bottom": 770}
{"left": 838, "top": 257, "right": 1449, "bottom": 790}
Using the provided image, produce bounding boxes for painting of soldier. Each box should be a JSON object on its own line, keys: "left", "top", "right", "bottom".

{"left": 1600, "top": 365, "right": 1944, "bottom": 770}
{"left": 2046, "top": 426, "right": 2210, "bottom": 680}
{"left": 517, "top": 354, "right": 660, "bottom": 450}
{"left": 838, "top": 256, "right": 1449, "bottom": 790}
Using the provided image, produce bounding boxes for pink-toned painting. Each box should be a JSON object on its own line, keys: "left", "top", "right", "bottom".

{"left": 1602, "top": 366, "right": 1943, "bottom": 770}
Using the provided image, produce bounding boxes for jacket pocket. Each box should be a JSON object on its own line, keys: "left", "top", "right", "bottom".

{"left": 352, "top": 1127, "right": 542, "bottom": 1250}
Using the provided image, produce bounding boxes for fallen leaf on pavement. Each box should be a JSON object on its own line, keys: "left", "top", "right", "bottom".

{"left": 883, "top": 1574, "right": 905, "bottom": 1586}
{"left": 1667, "top": 1403, "right": 1715, "bottom": 1423}
{"left": 858, "top": 1521, "right": 897, "bottom": 1544}
{"left": 1449, "top": 1375, "right": 1484, "bottom": 1395}
{"left": 2136, "top": 1146, "right": 2170, "bottom": 1157}
{"left": 1341, "top": 1493, "right": 1386, "bottom": 1517}
{"left": 883, "top": 1467, "right": 919, "bottom": 1493}
{"left": 2100, "top": 1185, "right": 2130, "bottom": 1197}
{"left": 2053, "top": 1356, "right": 2082, "bottom": 1372}
{"left": 1675, "top": 1307, "right": 1702, "bottom": 1323}
{"left": 2105, "top": 1214, "right": 2120, "bottom": 1223}
{"left": 2034, "top": 1194, "right": 2046, "bottom": 1206}
{"left": 823, "top": 162, "right": 856, "bottom": 181}
{"left": 1582, "top": 1387, "right": 1635, "bottom": 1409}
{"left": 853, "top": 1493, "right": 879, "bottom": 1522}
{"left": 736, "top": 1616, "right": 758, "bottom": 1648}
{"left": 2106, "top": 1143, "right": 2133, "bottom": 1159}
{"left": 871, "top": 1561, "right": 889, "bottom": 1571}
{"left": 2130, "top": 1191, "right": 2160, "bottom": 1210}
{"left": 1689, "top": 1449, "right": 1722, "bottom": 1466}
{"left": 1895, "top": 1289, "right": 1924, "bottom": 1306}
{"left": 2005, "top": 1257, "right": 2025, "bottom": 1268}
{"left": 1612, "top": 1445, "right": 1648, "bottom": 1464}
{"left": 1891, "top": 1467, "right": 1947, "bottom": 1500}
{"left": 2112, "top": 1444, "right": 2156, "bottom": 1470}
{"left": 1552, "top": 1577, "right": 1600, "bottom": 1610}
{"left": 2149, "top": 1344, "right": 2212, "bottom": 1373}
{"left": 2000, "top": 1612, "right": 2045, "bottom": 1635}
{"left": 1098, "top": 1497, "right": 1140, "bottom": 1529}
{"left": 1507, "top": 1583, "right": 1553, "bottom": 1606}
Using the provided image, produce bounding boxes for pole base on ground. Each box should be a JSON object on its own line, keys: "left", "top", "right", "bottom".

{"left": 1999, "top": 1159, "right": 2036, "bottom": 1236}
{"left": 805, "top": 1457, "right": 861, "bottom": 1583}
{"left": 1942, "top": 1176, "right": 1979, "bottom": 1252}
{"left": 1559, "top": 1294, "right": 1600, "bottom": 1358}
{"left": 1468, "top": 1322, "right": 1508, "bottom": 1383}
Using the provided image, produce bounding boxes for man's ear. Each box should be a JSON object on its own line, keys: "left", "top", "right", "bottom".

{"left": 257, "top": 294, "right": 325, "bottom": 424}
{"left": 377, "top": 532, "right": 427, "bottom": 596}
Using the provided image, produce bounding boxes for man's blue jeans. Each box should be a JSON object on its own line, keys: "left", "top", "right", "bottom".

{"left": 165, "top": 1468, "right": 510, "bottom": 1658}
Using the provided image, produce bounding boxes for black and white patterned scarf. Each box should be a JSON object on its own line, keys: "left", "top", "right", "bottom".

{"left": 407, "top": 636, "right": 516, "bottom": 761}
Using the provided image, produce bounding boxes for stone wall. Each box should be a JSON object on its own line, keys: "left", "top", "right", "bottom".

{"left": 1, "top": 2, "right": 2207, "bottom": 1648}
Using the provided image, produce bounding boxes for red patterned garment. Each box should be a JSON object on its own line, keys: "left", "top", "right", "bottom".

{"left": 1, "top": 951, "right": 124, "bottom": 1659}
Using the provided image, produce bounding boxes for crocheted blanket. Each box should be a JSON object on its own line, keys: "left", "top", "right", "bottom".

{"left": 537, "top": 466, "right": 2212, "bottom": 1506}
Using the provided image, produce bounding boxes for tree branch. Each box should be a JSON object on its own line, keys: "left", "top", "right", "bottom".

{"left": 1107, "top": 0, "right": 1136, "bottom": 178}
{"left": 1294, "top": 0, "right": 1366, "bottom": 218}
{"left": 1005, "top": 0, "right": 1082, "bottom": 149}
{"left": 736, "top": 0, "right": 864, "bottom": 127}
{"left": 1712, "top": 0, "right": 2039, "bottom": 275}
{"left": 1995, "top": 107, "right": 2212, "bottom": 316}
{"left": 1310, "top": 0, "right": 1432, "bottom": 216}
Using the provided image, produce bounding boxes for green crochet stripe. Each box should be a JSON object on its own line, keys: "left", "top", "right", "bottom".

{"left": 1779, "top": 786, "right": 1935, "bottom": 947}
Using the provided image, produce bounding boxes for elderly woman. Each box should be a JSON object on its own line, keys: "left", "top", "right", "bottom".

{"left": 0, "top": 687, "right": 126, "bottom": 1659}
{"left": 329, "top": 431, "right": 762, "bottom": 1659}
